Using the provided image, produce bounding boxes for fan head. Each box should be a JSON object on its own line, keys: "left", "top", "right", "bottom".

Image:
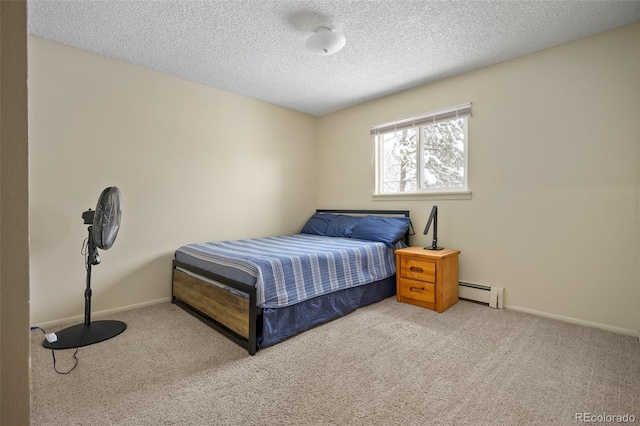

{"left": 92, "top": 186, "right": 122, "bottom": 250}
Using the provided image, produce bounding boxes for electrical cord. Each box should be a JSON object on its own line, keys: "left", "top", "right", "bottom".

{"left": 30, "top": 326, "right": 83, "bottom": 374}
{"left": 29, "top": 237, "right": 91, "bottom": 374}
{"left": 30, "top": 230, "right": 91, "bottom": 374}
{"left": 81, "top": 237, "right": 89, "bottom": 270}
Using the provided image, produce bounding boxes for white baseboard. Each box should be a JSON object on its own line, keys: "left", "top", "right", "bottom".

{"left": 506, "top": 304, "right": 639, "bottom": 338}
{"left": 34, "top": 297, "right": 640, "bottom": 340}
{"left": 33, "top": 297, "right": 172, "bottom": 329}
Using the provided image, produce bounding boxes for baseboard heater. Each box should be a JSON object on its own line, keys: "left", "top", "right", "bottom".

{"left": 458, "top": 281, "right": 504, "bottom": 309}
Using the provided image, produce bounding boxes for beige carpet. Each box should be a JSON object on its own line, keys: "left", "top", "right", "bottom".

{"left": 31, "top": 298, "right": 640, "bottom": 425}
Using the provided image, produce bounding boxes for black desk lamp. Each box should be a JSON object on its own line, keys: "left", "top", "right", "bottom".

{"left": 423, "top": 205, "right": 443, "bottom": 250}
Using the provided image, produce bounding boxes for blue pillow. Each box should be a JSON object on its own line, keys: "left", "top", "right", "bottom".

{"left": 325, "top": 215, "right": 362, "bottom": 238}
{"left": 300, "top": 213, "right": 337, "bottom": 236}
{"left": 351, "top": 215, "right": 411, "bottom": 247}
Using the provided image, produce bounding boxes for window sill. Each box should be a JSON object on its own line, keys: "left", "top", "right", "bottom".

{"left": 373, "top": 191, "right": 472, "bottom": 201}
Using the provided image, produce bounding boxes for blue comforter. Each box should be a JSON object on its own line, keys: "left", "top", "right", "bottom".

{"left": 175, "top": 234, "right": 397, "bottom": 308}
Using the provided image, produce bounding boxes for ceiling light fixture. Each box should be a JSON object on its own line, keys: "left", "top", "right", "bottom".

{"left": 305, "top": 27, "right": 346, "bottom": 56}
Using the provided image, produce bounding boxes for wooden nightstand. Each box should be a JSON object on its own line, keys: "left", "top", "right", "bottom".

{"left": 395, "top": 247, "right": 460, "bottom": 313}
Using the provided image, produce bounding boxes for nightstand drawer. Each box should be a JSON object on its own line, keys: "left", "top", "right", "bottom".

{"left": 398, "top": 279, "right": 435, "bottom": 303}
{"left": 399, "top": 258, "right": 435, "bottom": 283}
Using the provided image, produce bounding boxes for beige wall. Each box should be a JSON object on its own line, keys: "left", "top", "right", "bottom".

{"left": 0, "top": 0, "right": 30, "bottom": 424}
{"left": 29, "top": 24, "right": 640, "bottom": 336}
{"left": 318, "top": 24, "right": 640, "bottom": 334}
{"left": 28, "top": 36, "right": 317, "bottom": 324}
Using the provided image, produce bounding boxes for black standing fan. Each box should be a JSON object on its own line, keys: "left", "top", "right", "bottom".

{"left": 44, "top": 187, "right": 126, "bottom": 349}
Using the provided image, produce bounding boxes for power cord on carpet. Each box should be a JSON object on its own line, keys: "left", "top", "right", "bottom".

{"left": 30, "top": 326, "right": 83, "bottom": 374}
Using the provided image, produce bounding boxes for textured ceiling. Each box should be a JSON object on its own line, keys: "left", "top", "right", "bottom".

{"left": 28, "top": 0, "right": 640, "bottom": 116}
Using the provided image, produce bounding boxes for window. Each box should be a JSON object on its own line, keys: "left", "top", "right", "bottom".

{"left": 372, "top": 103, "right": 471, "bottom": 197}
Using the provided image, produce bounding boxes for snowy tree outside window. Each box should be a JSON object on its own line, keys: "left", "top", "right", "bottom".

{"left": 374, "top": 104, "right": 469, "bottom": 195}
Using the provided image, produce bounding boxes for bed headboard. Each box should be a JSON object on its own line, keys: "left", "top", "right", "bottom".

{"left": 314, "top": 209, "right": 413, "bottom": 246}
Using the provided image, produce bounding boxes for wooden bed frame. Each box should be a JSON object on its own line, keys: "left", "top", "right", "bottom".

{"left": 172, "top": 209, "right": 411, "bottom": 355}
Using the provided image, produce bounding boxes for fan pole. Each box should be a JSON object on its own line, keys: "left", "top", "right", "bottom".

{"left": 84, "top": 225, "right": 98, "bottom": 326}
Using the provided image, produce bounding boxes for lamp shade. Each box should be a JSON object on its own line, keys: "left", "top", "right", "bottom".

{"left": 305, "top": 27, "right": 346, "bottom": 55}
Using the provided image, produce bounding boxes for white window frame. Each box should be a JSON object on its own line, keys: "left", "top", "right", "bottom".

{"left": 372, "top": 103, "right": 472, "bottom": 201}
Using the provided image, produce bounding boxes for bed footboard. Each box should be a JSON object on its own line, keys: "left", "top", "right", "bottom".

{"left": 172, "top": 260, "right": 261, "bottom": 355}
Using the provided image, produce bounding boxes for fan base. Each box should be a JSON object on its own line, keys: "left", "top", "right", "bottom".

{"left": 42, "top": 320, "right": 127, "bottom": 349}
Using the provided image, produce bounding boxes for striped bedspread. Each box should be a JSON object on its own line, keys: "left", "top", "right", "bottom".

{"left": 174, "top": 234, "right": 397, "bottom": 308}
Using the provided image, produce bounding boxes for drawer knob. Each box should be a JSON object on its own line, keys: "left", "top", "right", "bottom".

{"left": 409, "top": 286, "right": 425, "bottom": 293}
{"left": 410, "top": 266, "right": 424, "bottom": 273}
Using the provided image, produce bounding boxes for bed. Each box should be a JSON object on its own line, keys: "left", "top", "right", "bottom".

{"left": 171, "top": 209, "right": 411, "bottom": 355}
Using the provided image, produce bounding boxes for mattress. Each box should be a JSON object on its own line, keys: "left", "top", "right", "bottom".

{"left": 174, "top": 234, "right": 398, "bottom": 308}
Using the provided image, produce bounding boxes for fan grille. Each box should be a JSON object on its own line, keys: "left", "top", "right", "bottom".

{"left": 92, "top": 186, "right": 121, "bottom": 250}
